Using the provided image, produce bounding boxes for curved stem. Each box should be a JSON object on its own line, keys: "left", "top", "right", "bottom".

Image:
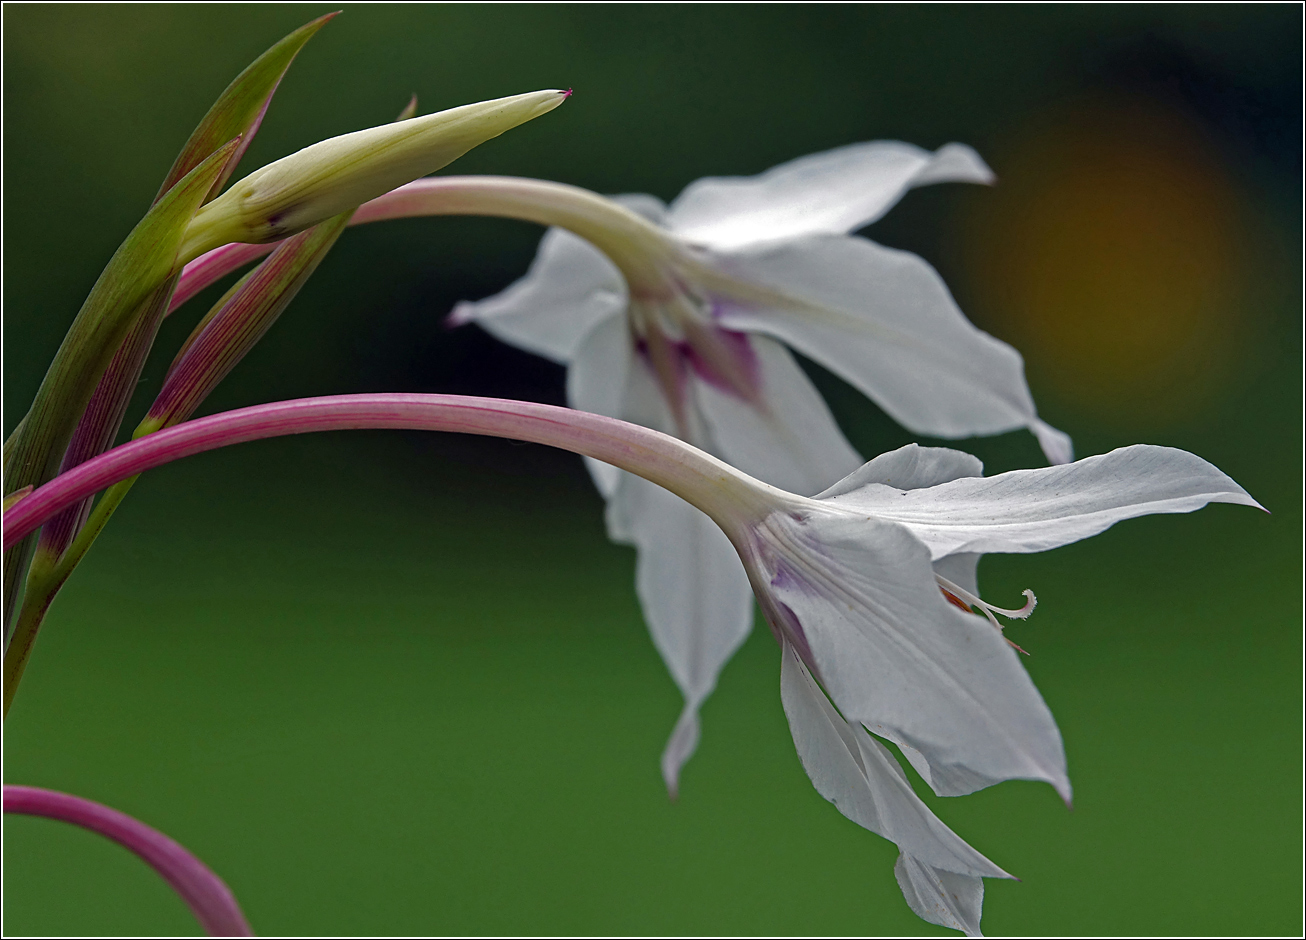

{"left": 4, "top": 785, "right": 252, "bottom": 937}
{"left": 169, "top": 176, "right": 680, "bottom": 314}
{"left": 351, "top": 177, "right": 676, "bottom": 293}
{"left": 4, "top": 395, "right": 783, "bottom": 556}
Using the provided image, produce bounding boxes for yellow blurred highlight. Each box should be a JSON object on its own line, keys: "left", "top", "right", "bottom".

{"left": 963, "top": 96, "right": 1249, "bottom": 427}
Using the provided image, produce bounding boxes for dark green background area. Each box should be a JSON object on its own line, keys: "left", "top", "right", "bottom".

{"left": 3, "top": 4, "right": 1300, "bottom": 937}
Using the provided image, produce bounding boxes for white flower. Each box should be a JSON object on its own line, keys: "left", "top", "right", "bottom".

{"left": 446, "top": 141, "right": 1071, "bottom": 792}
{"left": 734, "top": 441, "right": 1258, "bottom": 935}
{"left": 1, "top": 389, "right": 1260, "bottom": 935}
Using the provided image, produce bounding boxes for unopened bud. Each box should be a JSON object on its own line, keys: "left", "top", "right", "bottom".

{"left": 179, "top": 89, "right": 569, "bottom": 261}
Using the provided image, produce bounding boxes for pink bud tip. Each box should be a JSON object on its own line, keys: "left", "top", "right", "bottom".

{"left": 563, "top": 88, "right": 573, "bottom": 98}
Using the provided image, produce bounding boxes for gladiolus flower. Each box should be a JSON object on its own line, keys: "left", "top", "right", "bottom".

{"left": 435, "top": 141, "right": 1069, "bottom": 790}
{"left": 1, "top": 393, "right": 1260, "bottom": 935}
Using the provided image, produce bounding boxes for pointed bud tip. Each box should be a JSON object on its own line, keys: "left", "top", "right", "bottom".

{"left": 445, "top": 303, "right": 475, "bottom": 329}
{"left": 396, "top": 94, "right": 419, "bottom": 122}
{"left": 563, "top": 88, "right": 573, "bottom": 98}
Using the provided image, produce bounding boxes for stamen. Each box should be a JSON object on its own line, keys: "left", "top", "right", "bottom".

{"left": 935, "top": 574, "right": 1037, "bottom": 655}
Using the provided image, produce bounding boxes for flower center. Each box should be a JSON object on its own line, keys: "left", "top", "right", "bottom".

{"left": 936, "top": 574, "right": 1037, "bottom": 655}
{"left": 629, "top": 288, "right": 762, "bottom": 439}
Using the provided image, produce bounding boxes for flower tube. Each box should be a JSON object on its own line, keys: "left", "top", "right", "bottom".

{"left": 1, "top": 393, "right": 1260, "bottom": 934}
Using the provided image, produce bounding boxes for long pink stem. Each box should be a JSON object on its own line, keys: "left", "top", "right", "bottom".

{"left": 3, "top": 395, "right": 773, "bottom": 552}
{"left": 4, "top": 785, "right": 252, "bottom": 937}
{"left": 171, "top": 243, "right": 273, "bottom": 313}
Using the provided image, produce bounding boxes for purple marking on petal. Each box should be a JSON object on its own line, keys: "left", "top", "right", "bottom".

{"left": 740, "top": 537, "right": 818, "bottom": 668}
{"left": 683, "top": 327, "right": 760, "bottom": 400}
{"left": 760, "top": 588, "right": 817, "bottom": 672}
{"left": 634, "top": 335, "right": 691, "bottom": 416}
{"left": 707, "top": 294, "right": 750, "bottom": 323}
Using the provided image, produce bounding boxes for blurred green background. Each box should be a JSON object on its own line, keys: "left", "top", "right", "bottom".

{"left": 3, "top": 4, "right": 1300, "bottom": 936}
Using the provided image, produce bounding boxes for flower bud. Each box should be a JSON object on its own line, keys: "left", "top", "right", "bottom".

{"left": 179, "top": 89, "right": 569, "bottom": 261}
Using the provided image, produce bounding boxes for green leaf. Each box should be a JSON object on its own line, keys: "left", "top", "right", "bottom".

{"left": 2, "top": 487, "right": 33, "bottom": 513}
{"left": 154, "top": 11, "right": 339, "bottom": 204}
{"left": 2, "top": 138, "right": 237, "bottom": 636}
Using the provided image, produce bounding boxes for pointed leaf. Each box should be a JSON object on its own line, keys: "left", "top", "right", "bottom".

{"left": 3, "top": 137, "right": 236, "bottom": 633}
{"left": 155, "top": 12, "right": 338, "bottom": 203}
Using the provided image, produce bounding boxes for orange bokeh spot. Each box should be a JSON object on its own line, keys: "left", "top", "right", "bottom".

{"left": 962, "top": 95, "right": 1249, "bottom": 427}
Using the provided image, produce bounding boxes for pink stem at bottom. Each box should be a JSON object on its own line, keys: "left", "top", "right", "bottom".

{"left": 4, "top": 785, "right": 253, "bottom": 937}
{"left": 2, "top": 394, "right": 771, "bottom": 553}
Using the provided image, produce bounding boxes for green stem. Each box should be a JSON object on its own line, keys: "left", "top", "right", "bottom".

{"left": 3, "top": 478, "right": 138, "bottom": 717}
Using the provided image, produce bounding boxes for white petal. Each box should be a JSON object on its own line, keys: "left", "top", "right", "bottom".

{"left": 1031, "top": 418, "right": 1074, "bottom": 465}
{"left": 448, "top": 226, "right": 626, "bottom": 364}
{"left": 894, "top": 737, "right": 1002, "bottom": 799}
{"left": 668, "top": 141, "right": 993, "bottom": 250}
{"left": 661, "top": 703, "right": 703, "bottom": 800}
{"left": 932, "top": 553, "right": 981, "bottom": 598}
{"left": 817, "top": 444, "right": 1264, "bottom": 560}
{"left": 708, "top": 234, "right": 1070, "bottom": 464}
{"left": 566, "top": 312, "right": 635, "bottom": 499}
{"left": 819, "top": 443, "right": 984, "bottom": 594}
{"left": 612, "top": 192, "right": 671, "bottom": 226}
{"left": 780, "top": 641, "right": 1009, "bottom": 880}
{"left": 693, "top": 335, "right": 862, "bottom": 496}
{"left": 896, "top": 853, "right": 986, "bottom": 937}
{"left": 611, "top": 470, "right": 755, "bottom": 796}
{"left": 562, "top": 276, "right": 757, "bottom": 796}
{"left": 751, "top": 511, "right": 1070, "bottom": 799}
{"left": 816, "top": 443, "right": 983, "bottom": 498}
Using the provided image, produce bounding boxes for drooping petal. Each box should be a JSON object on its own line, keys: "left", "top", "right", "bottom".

{"left": 811, "top": 443, "right": 994, "bottom": 796}
{"left": 895, "top": 853, "right": 986, "bottom": 937}
{"left": 816, "top": 444, "right": 1264, "bottom": 560}
{"left": 893, "top": 737, "right": 1002, "bottom": 800}
{"left": 448, "top": 227, "right": 626, "bottom": 364}
{"left": 750, "top": 511, "right": 1070, "bottom": 800}
{"left": 693, "top": 335, "right": 862, "bottom": 496}
{"left": 1030, "top": 418, "right": 1074, "bottom": 466}
{"left": 706, "top": 233, "right": 1070, "bottom": 465}
{"left": 667, "top": 141, "right": 993, "bottom": 250}
{"left": 610, "top": 471, "right": 756, "bottom": 797}
{"left": 569, "top": 321, "right": 756, "bottom": 795}
{"left": 780, "top": 641, "right": 1010, "bottom": 880}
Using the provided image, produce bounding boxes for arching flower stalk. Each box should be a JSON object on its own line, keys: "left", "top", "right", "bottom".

{"left": 2, "top": 393, "right": 1260, "bottom": 935}
{"left": 4, "top": 785, "right": 252, "bottom": 937}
